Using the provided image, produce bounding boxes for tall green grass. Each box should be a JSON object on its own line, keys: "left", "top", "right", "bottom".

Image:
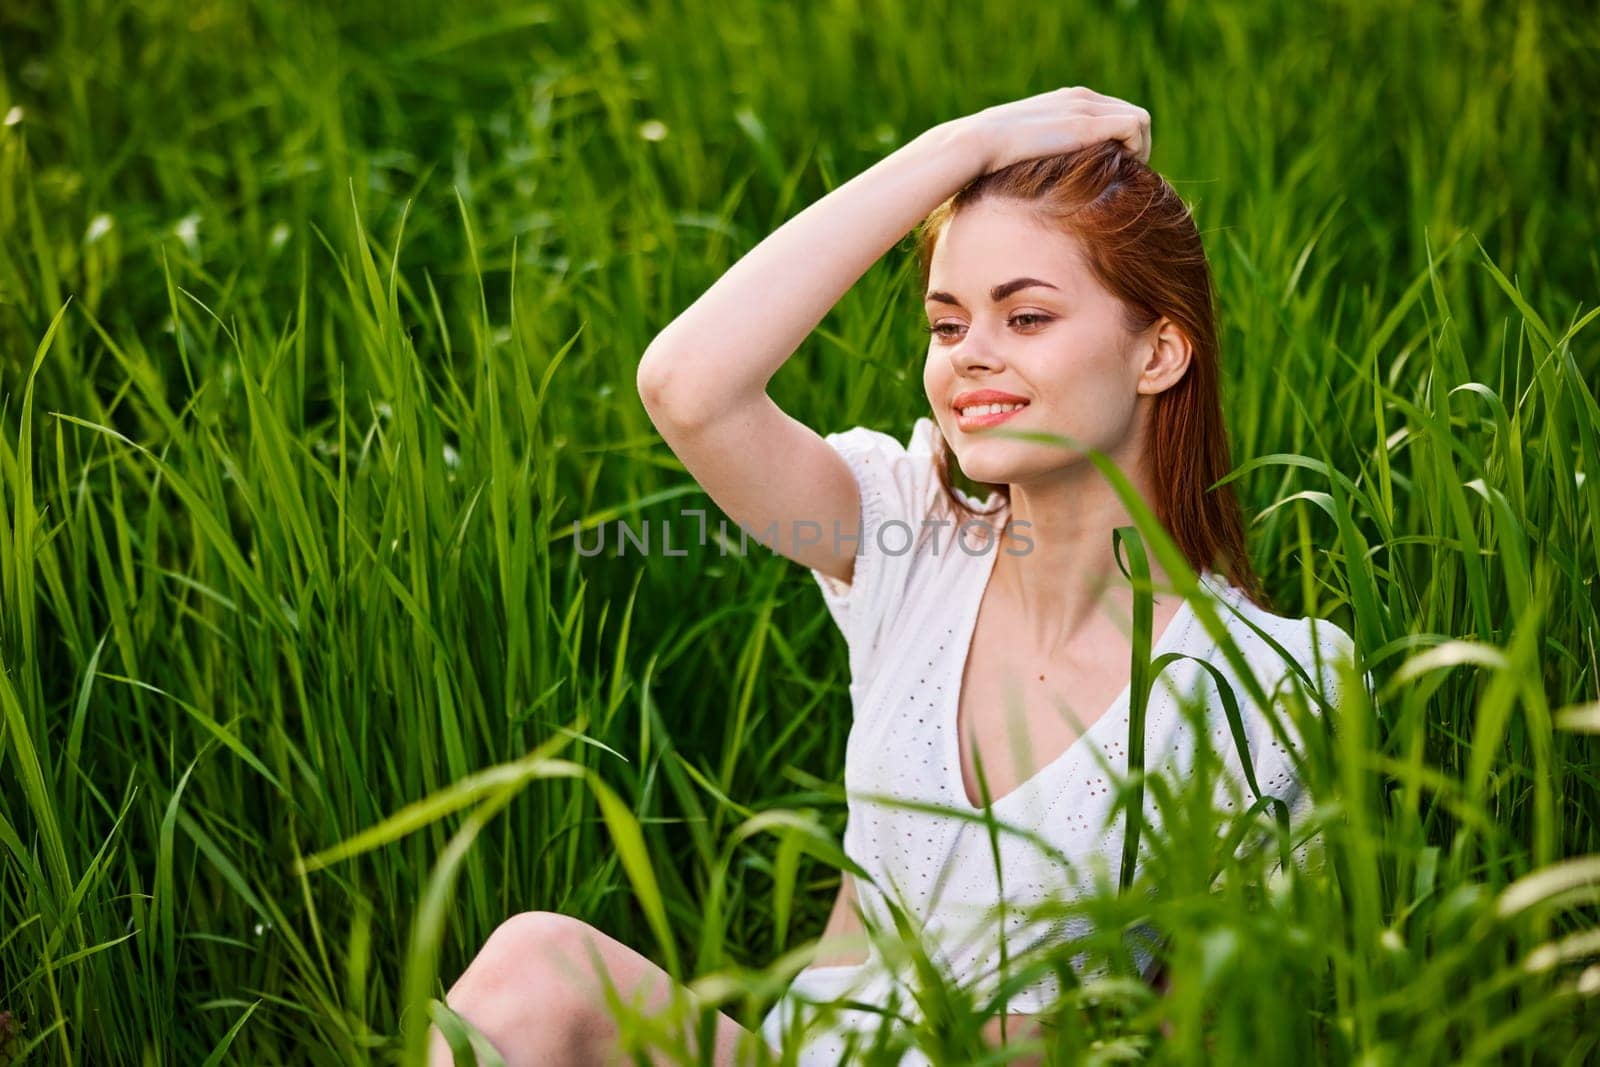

{"left": 1, "top": 0, "right": 1597, "bottom": 1062}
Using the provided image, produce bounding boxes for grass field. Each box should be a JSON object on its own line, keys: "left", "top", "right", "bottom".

{"left": 2, "top": 0, "right": 1599, "bottom": 1063}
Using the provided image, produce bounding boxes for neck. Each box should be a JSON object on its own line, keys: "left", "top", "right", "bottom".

{"left": 987, "top": 456, "right": 1179, "bottom": 658}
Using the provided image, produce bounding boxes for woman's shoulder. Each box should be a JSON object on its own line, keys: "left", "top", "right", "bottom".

{"left": 1218, "top": 582, "right": 1353, "bottom": 652}
{"left": 822, "top": 414, "right": 941, "bottom": 460}
{"left": 1200, "top": 575, "right": 1357, "bottom": 707}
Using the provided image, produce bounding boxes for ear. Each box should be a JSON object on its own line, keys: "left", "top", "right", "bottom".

{"left": 1135, "top": 317, "right": 1193, "bottom": 396}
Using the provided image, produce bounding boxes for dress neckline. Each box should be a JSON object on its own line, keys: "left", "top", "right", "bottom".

{"left": 941, "top": 521, "right": 1211, "bottom": 814}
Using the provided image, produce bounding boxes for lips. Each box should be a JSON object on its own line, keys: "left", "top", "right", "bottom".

{"left": 954, "top": 402, "right": 1028, "bottom": 432}
{"left": 952, "top": 389, "right": 1030, "bottom": 411}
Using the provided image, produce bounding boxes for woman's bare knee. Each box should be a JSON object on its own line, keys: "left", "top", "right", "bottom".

{"left": 457, "top": 912, "right": 597, "bottom": 992}
{"left": 434, "top": 911, "right": 600, "bottom": 1065}
{"left": 436, "top": 911, "right": 746, "bottom": 1067}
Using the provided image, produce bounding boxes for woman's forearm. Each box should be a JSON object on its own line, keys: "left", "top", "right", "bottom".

{"left": 637, "top": 119, "right": 988, "bottom": 422}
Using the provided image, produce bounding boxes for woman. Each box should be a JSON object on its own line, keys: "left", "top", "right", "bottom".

{"left": 429, "top": 86, "right": 1355, "bottom": 1066}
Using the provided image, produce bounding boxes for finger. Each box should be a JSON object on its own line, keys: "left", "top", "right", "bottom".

{"left": 1058, "top": 87, "right": 1143, "bottom": 118}
{"left": 1070, "top": 86, "right": 1126, "bottom": 105}
{"left": 1109, "top": 117, "right": 1145, "bottom": 158}
{"left": 1084, "top": 89, "right": 1147, "bottom": 117}
{"left": 1126, "top": 123, "right": 1149, "bottom": 163}
{"left": 1076, "top": 114, "right": 1144, "bottom": 159}
{"left": 1127, "top": 114, "right": 1152, "bottom": 159}
{"left": 1066, "top": 102, "right": 1147, "bottom": 126}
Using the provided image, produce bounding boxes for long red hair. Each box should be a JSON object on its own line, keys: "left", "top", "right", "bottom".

{"left": 914, "top": 140, "right": 1270, "bottom": 611}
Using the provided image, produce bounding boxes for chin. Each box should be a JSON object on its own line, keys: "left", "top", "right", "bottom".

{"left": 948, "top": 455, "right": 1016, "bottom": 487}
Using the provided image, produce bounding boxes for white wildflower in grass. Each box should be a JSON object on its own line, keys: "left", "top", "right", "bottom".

{"left": 85, "top": 213, "right": 113, "bottom": 243}
{"left": 174, "top": 212, "right": 201, "bottom": 254}
{"left": 638, "top": 118, "right": 668, "bottom": 141}
{"left": 3, "top": 106, "right": 21, "bottom": 126}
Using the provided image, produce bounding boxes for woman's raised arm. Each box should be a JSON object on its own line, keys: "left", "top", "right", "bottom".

{"left": 636, "top": 119, "right": 986, "bottom": 417}
{"left": 634, "top": 119, "right": 988, "bottom": 580}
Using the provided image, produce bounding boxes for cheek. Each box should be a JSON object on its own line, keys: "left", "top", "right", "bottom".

{"left": 1068, "top": 340, "right": 1133, "bottom": 394}
{"left": 1031, "top": 350, "right": 1134, "bottom": 427}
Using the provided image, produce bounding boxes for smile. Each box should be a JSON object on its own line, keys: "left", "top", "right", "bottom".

{"left": 955, "top": 402, "right": 1028, "bottom": 431}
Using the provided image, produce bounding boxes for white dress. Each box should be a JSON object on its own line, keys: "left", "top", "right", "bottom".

{"left": 759, "top": 416, "right": 1359, "bottom": 1064}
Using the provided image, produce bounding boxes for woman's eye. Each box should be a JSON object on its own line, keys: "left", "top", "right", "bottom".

{"left": 923, "top": 314, "right": 1052, "bottom": 340}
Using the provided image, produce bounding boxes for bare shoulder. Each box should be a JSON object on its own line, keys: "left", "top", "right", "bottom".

{"left": 1210, "top": 586, "right": 1356, "bottom": 703}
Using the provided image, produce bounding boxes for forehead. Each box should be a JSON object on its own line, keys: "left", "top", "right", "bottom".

{"left": 927, "top": 200, "right": 1087, "bottom": 292}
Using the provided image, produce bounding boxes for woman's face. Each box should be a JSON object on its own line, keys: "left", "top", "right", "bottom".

{"left": 921, "top": 198, "right": 1170, "bottom": 489}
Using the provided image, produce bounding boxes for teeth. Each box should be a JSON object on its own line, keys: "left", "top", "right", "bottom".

{"left": 959, "top": 402, "right": 1025, "bottom": 417}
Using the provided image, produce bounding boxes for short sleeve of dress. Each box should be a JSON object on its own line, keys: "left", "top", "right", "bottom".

{"left": 809, "top": 416, "right": 945, "bottom": 684}
{"left": 1263, "top": 616, "right": 1363, "bottom": 877}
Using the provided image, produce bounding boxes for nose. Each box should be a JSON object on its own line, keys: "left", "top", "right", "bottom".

{"left": 949, "top": 326, "right": 1006, "bottom": 377}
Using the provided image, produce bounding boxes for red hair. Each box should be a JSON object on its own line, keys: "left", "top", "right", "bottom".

{"left": 914, "top": 140, "right": 1270, "bottom": 611}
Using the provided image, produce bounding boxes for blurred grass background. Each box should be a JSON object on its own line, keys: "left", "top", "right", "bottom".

{"left": 2, "top": 0, "right": 1598, "bottom": 1062}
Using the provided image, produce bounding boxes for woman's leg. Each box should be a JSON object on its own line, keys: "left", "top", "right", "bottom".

{"left": 427, "top": 911, "right": 767, "bottom": 1067}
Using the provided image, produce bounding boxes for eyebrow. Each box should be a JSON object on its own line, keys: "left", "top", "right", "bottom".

{"left": 924, "top": 277, "right": 1060, "bottom": 308}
